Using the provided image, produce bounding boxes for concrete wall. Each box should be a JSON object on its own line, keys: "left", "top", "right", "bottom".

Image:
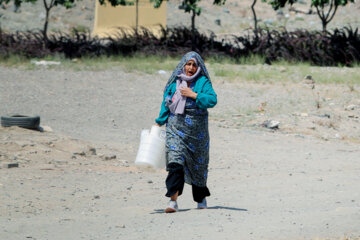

{"left": 93, "top": 0, "right": 166, "bottom": 37}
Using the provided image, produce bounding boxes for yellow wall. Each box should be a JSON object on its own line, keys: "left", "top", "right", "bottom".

{"left": 93, "top": 0, "right": 167, "bottom": 38}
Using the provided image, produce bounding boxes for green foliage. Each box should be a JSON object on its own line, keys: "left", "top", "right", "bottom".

{"left": 53, "top": 0, "right": 75, "bottom": 9}
{"left": 179, "top": 0, "right": 202, "bottom": 16}
{"left": 311, "top": 0, "right": 353, "bottom": 7}
{"left": 261, "top": 0, "right": 297, "bottom": 10}
{"left": 150, "top": 0, "right": 226, "bottom": 15}
{"left": 262, "top": 0, "right": 354, "bottom": 10}
{"left": 0, "top": 0, "right": 36, "bottom": 7}
{"left": 98, "top": 0, "right": 134, "bottom": 7}
{"left": 0, "top": 0, "right": 135, "bottom": 9}
{"left": 70, "top": 25, "right": 90, "bottom": 36}
{"left": 0, "top": 0, "right": 76, "bottom": 8}
{"left": 263, "top": 0, "right": 355, "bottom": 32}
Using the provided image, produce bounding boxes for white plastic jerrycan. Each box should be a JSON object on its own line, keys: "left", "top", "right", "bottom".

{"left": 135, "top": 125, "right": 166, "bottom": 169}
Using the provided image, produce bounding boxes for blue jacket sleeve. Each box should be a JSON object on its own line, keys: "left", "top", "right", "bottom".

{"left": 196, "top": 78, "right": 217, "bottom": 109}
{"left": 155, "top": 84, "right": 174, "bottom": 126}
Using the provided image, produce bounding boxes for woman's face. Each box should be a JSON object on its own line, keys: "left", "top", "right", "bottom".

{"left": 184, "top": 60, "right": 198, "bottom": 76}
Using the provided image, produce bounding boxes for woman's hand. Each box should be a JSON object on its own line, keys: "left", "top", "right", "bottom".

{"left": 154, "top": 123, "right": 161, "bottom": 127}
{"left": 180, "top": 87, "right": 197, "bottom": 99}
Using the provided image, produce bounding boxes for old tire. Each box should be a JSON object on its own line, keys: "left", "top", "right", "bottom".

{"left": 1, "top": 115, "right": 40, "bottom": 129}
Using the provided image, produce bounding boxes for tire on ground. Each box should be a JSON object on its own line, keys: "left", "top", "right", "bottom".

{"left": 1, "top": 115, "right": 40, "bottom": 129}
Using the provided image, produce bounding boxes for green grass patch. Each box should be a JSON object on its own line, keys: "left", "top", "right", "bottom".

{"left": 1, "top": 54, "right": 359, "bottom": 85}
{"left": 210, "top": 59, "right": 360, "bottom": 84}
{"left": 0, "top": 54, "right": 29, "bottom": 67}
{"left": 59, "top": 55, "right": 180, "bottom": 73}
{"left": 0, "top": 54, "right": 180, "bottom": 73}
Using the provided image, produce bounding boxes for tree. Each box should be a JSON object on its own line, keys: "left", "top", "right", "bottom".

{"left": 251, "top": 0, "right": 258, "bottom": 32}
{"left": 0, "top": 0, "right": 78, "bottom": 41}
{"left": 151, "top": 0, "right": 227, "bottom": 50}
{"left": 312, "top": 0, "right": 354, "bottom": 32}
{"left": 262, "top": 0, "right": 297, "bottom": 10}
{"left": 0, "top": 0, "right": 134, "bottom": 41}
{"left": 262, "top": 0, "right": 355, "bottom": 32}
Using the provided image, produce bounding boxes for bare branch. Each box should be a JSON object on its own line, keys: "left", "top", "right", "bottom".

{"left": 324, "top": 0, "right": 334, "bottom": 20}
{"left": 326, "top": 4, "right": 338, "bottom": 24}
{"left": 43, "top": 0, "right": 48, "bottom": 10}
{"left": 288, "top": 6, "right": 314, "bottom": 15}
{"left": 315, "top": 5, "right": 325, "bottom": 21}
{"left": 49, "top": 0, "right": 55, "bottom": 8}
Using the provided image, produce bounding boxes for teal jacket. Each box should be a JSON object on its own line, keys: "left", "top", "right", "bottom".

{"left": 155, "top": 75, "right": 217, "bottom": 126}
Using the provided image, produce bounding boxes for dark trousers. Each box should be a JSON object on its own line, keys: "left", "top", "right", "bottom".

{"left": 165, "top": 162, "right": 210, "bottom": 203}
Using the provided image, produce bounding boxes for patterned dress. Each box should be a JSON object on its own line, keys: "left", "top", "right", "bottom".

{"left": 166, "top": 81, "right": 210, "bottom": 187}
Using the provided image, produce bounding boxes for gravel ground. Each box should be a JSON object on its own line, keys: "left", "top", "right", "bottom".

{"left": 0, "top": 64, "right": 360, "bottom": 239}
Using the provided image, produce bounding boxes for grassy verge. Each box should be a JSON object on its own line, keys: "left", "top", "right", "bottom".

{"left": 209, "top": 60, "right": 360, "bottom": 85}
{"left": 1, "top": 54, "right": 359, "bottom": 85}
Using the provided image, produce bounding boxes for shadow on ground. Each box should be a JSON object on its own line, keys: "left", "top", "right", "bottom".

{"left": 151, "top": 206, "right": 247, "bottom": 214}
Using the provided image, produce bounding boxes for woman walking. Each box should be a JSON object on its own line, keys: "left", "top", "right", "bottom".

{"left": 155, "top": 51, "right": 217, "bottom": 213}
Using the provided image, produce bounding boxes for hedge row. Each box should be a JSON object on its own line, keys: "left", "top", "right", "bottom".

{"left": 0, "top": 26, "right": 359, "bottom": 66}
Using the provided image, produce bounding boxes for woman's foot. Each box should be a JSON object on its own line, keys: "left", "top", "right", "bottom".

{"left": 165, "top": 200, "right": 178, "bottom": 213}
{"left": 197, "top": 198, "right": 207, "bottom": 209}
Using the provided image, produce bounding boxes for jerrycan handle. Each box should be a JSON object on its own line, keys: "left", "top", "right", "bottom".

{"left": 150, "top": 125, "right": 161, "bottom": 137}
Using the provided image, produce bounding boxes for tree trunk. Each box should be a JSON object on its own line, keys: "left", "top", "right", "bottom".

{"left": 322, "top": 19, "right": 327, "bottom": 33}
{"left": 191, "top": 9, "right": 196, "bottom": 50}
{"left": 43, "top": 0, "right": 50, "bottom": 42}
{"left": 43, "top": 0, "right": 54, "bottom": 43}
{"left": 135, "top": 0, "right": 139, "bottom": 36}
{"left": 251, "top": 0, "right": 258, "bottom": 33}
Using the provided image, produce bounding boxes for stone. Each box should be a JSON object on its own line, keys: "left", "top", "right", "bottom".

{"left": 334, "top": 133, "right": 342, "bottom": 139}
{"left": 262, "top": 120, "right": 280, "bottom": 129}
{"left": 102, "top": 154, "right": 116, "bottom": 161}
{"left": 276, "top": 10, "right": 284, "bottom": 16}
{"left": 87, "top": 147, "right": 96, "bottom": 155}
{"left": 3, "top": 162, "right": 19, "bottom": 168}
{"left": 264, "top": 19, "right": 274, "bottom": 25}
{"left": 31, "top": 60, "right": 60, "bottom": 66}
{"left": 302, "top": 75, "right": 315, "bottom": 89}
{"left": 345, "top": 105, "right": 357, "bottom": 111}
{"left": 38, "top": 126, "right": 53, "bottom": 132}
{"left": 74, "top": 151, "right": 86, "bottom": 156}
{"left": 215, "top": 19, "right": 221, "bottom": 26}
{"left": 223, "top": 8, "right": 230, "bottom": 13}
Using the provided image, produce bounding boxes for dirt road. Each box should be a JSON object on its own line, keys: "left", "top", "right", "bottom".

{"left": 0, "top": 65, "right": 359, "bottom": 239}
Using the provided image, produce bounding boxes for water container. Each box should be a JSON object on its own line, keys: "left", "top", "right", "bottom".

{"left": 135, "top": 125, "right": 166, "bottom": 169}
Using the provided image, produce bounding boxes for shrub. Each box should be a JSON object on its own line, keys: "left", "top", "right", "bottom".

{"left": 0, "top": 26, "right": 359, "bottom": 66}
